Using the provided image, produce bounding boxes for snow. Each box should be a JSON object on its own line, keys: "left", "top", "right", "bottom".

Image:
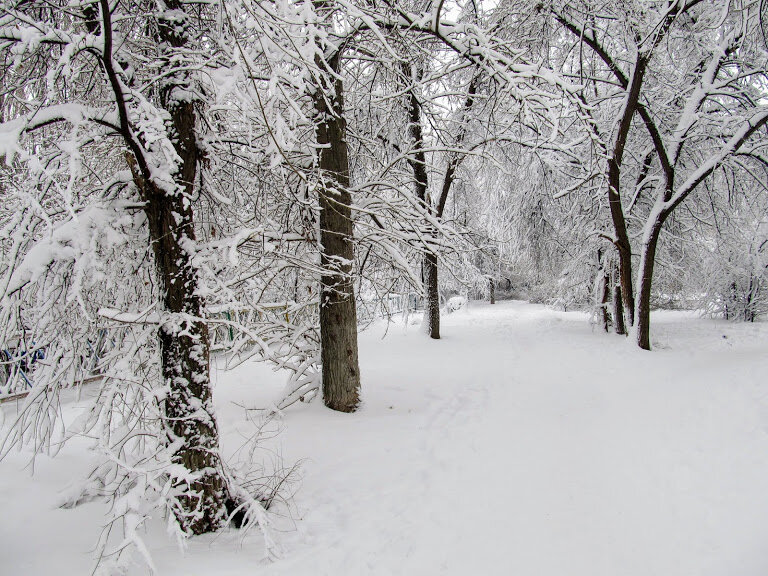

{"left": 446, "top": 294, "right": 467, "bottom": 311}
{"left": 2, "top": 301, "right": 768, "bottom": 575}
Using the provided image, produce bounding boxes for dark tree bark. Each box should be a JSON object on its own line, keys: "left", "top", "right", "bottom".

{"left": 595, "top": 249, "right": 610, "bottom": 332}
{"left": 745, "top": 277, "right": 758, "bottom": 322}
{"left": 489, "top": 276, "right": 496, "bottom": 305}
{"left": 403, "top": 63, "right": 441, "bottom": 339}
{"left": 312, "top": 40, "right": 361, "bottom": 412}
{"left": 635, "top": 224, "right": 663, "bottom": 350}
{"left": 105, "top": 0, "right": 230, "bottom": 534}
{"left": 143, "top": 181, "right": 227, "bottom": 534}
{"left": 554, "top": 11, "right": 680, "bottom": 342}
{"left": 604, "top": 55, "right": 648, "bottom": 329}
{"left": 633, "top": 111, "right": 768, "bottom": 349}
{"left": 403, "top": 71, "right": 477, "bottom": 339}
{"left": 612, "top": 266, "right": 627, "bottom": 336}
{"left": 423, "top": 252, "right": 441, "bottom": 338}
{"left": 599, "top": 275, "right": 610, "bottom": 333}
{"left": 154, "top": 3, "right": 228, "bottom": 534}
{"left": 555, "top": 5, "right": 763, "bottom": 350}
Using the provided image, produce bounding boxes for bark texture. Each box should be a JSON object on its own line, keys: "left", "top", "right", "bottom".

{"left": 635, "top": 234, "right": 660, "bottom": 350}
{"left": 599, "top": 271, "right": 610, "bottom": 332}
{"left": 424, "top": 252, "right": 441, "bottom": 339}
{"left": 313, "top": 47, "right": 361, "bottom": 412}
{"left": 635, "top": 218, "right": 666, "bottom": 350}
{"left": 118, "top": 0, "right": 228, "bottom": 533}
{"left": 145, "top": 189, "right": 227, "bottom": 534}
{"left": 403, "top": 63, "right": 441, "bottom": 339}
{"left": 489, "top": 277, "right": 496, "bottom": 305}
{"left": 612, "top": 269, "right": 627, "bottom": 336}
{"left": 605, "top": 55, "right": 648, "bottom": 329}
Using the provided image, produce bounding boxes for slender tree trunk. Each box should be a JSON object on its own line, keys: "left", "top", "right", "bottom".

{"left": 405, "top": 73, "right": 477, "bottom": 340}
{"left": 422, "top": 260, "right": 441, "bottom": 339}
{"left": 403, "top": 62, "right": 442, "bottom": 339}
{"left": 604, "top": 55, "right": 648, "bottom": 329}
{"left": 635, "top": 221, "right": 664, "bottom": 350}
{"left": 599, "top": 271, "right": 611, "bottom": 332}
{"left": 612, "top": 273, "right": 626, "bottom": 336}
{"left": 417, "top": 156, "right": 464, "bottom": 340}
{"left": 489, "top": 277, "right": 496, "bottom": 305}
{"left": 313, "top": 47, "right": 361, "bottom": 412}
{"left": 595, "top": 249, "right": 610, "bottom": 332}
{"left": 608, "top": 160, "right": 636, "bottom": 328}
{"left": 746, "top": 276, "right": 757, "bottom": 322}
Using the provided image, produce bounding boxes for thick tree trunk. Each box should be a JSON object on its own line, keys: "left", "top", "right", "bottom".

{"left": 313, "top": 50, "right": 361, "bottom": 412}
{"left": 131, "top": 106, "right": 228, "bottom": 534}
{"left": 423, "top": 251, "right": 441, "bottom": 339}
{"left": 144, "top": 190, "right": 227, "bottom": 534}
{"left": 128, "top": 2, "right": 228, "bottom": 535}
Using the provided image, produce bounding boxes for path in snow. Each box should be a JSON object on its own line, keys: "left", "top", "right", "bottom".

{"left": 204, "top": 302, "right": 768, "bottom": 575}
{"left": 2, "top": 301, "right": 768, "bottom": 575}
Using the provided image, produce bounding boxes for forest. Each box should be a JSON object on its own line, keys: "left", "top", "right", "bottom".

{"left": 1, "top": 0, "right": 767, "bottom": 574}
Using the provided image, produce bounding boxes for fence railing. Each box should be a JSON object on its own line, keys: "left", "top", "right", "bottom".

{"left": 2, "top": 294, "right": 424, "bottom": 401}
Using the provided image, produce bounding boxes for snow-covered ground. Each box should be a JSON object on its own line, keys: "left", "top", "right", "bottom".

{"left": 2, "top": 301, "right": 768, "bottom": 575}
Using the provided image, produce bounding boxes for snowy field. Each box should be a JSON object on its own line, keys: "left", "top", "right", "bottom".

{"left": 2, "top": 300, "right": 768, "bottom": 575}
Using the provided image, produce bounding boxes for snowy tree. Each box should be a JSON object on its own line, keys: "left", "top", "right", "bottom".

{"left": 0, "top": 1, "right": 276, "bottom": 568}
{"left": 688, "top": 168, "right": 768, "bottom": 321}
{"left": 550, "top": 0, "right": 768, "bottom": 348}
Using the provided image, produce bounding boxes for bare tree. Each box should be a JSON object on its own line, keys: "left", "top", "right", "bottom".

{"left": 552, "top": 0, "right": 768, "bottom": 348}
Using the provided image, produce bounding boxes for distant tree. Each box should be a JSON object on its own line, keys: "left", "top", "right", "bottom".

{"left": 551, "top": 0, "right": 768, "bottom": 348}
{"left": 690, "top": 171, "right": 768, "bottom": 321}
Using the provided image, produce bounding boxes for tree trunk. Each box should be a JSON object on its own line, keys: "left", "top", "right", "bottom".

{"left": 144, "top": 191, "right": 227, "bottom": 534}
{"left": 134, "top": 130, "right": 228, "bottom": 535}
{"left": 725, "top": 281, "right": 737, "bottom": 320}
{"left": 604, "top": 56, "right": 648, "bottom": 329}
{"left": 599, "top": 271, "right": 611, "bottom": 332}
{"left": 313, "top": 48, "right": 361, "bottom": 412}
{"left": 403, "top": 62, "right": 442, "bottom": 339}
{"left": 608, "top": 160, "right": 636, "bottom": 329}
{"left": 129, "top": 1, "right": 228, "bottom": 535}
{"left": 612, "top": 275, "right": 626, "bottom": 336}
{"left": 746, "top": 276, "right": 757, "bottom": 322}
{"left": 423, "top": 251, "right": 441, "bottom": 339}
{"left": 635, "top": 221, "right": 664, "bottom": 350}
{"left": 489, "top": 277, "right": 496, "bottom": 305}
